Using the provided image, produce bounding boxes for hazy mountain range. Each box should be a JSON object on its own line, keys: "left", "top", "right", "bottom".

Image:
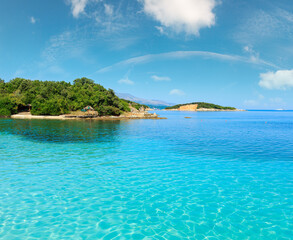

{"left": 117, "top": 93, "right": 174, "bottom": 107}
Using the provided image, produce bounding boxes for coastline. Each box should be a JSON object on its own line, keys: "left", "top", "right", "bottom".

{"left": 164, "top": 108, "right": 245, "bottom": 112}
{"left": 10, "top": 112, "right": 166, "bottom": 120}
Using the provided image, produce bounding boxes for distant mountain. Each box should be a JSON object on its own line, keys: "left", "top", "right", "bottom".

{"left": 117, "top": 93, "right": 174, "bottom": 107}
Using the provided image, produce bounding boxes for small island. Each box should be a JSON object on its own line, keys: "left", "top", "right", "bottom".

{"left": 0, "top": 77, "right": 161, "bottom": 120}
{"left": 165, "top": 102, "right": 243, "bottom": 112}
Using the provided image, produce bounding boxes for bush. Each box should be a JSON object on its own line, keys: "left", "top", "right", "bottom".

{"left": 31, "top": 97, "right": 70, "bottom": 116}
{"left": 98, "top": 106, "right": 121, "bottom": 116}
{"left": 0, "top": 108, "right": 11, "bottom": 116}
{"left": 0, "top": 96, "right": 18, "bottom": 116}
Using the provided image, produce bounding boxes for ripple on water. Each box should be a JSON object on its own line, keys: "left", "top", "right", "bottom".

{"left": 0, "top": 112, "right": 293, "bottom": 239}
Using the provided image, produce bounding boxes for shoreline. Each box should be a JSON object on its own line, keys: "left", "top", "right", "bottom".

{"left": 164, "top": 108, "right": 245, "bottom": 112}
{"left": 10, "top": 112, "right": 166, "bottom": 121}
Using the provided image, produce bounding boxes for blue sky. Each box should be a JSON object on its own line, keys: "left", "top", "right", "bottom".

{"left": 1, "top": 0, "right": 293, "bottom": 109}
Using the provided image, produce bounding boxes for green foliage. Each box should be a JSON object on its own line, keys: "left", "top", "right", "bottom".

{"left": 121, "top": 99, "right": 148, "bottom": 110}
{"left": 0, "top": 77, "right": 134, "bottom": 116}
{"left": 0, "top": 96, "right": 18, "bottom": 116}
{"left": 165, "top": 102, "right": 236, "bottom": 110}
{"left": 119, "top": 100, "right": 131, "bottom": 112}
{"left": 98, "top": 106, "right": 121, "bottom": 116}
{"left": 31, "top": 97, "right": 70, "bottom": 116}
{"left": 0, "top": 108, "right": 11, "bottom": 116}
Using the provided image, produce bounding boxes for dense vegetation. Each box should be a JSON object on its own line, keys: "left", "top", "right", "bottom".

{"left": 0, "top": 77, "right": 146, "bottom": 117}
{"left": 165, "top": 102, "right": 236, "bottom": 110}
{"left": 121, "top": 99, "right": 148, "bottom": 110}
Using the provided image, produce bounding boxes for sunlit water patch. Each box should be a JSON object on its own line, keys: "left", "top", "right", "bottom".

{"left": 0, "top": 111, "right": 292, "bottom": 239}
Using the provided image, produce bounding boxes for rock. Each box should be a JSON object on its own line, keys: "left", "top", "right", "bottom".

{"left": 178, "top": 104, "right": 198, "bottom": 111}
{"left": 139, "top": 106, "right": 145, "bottom": 112}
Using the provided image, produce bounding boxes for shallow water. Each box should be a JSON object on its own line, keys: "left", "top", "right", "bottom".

{"left": 0, "top": 111, "right": 292, "bottom": 239}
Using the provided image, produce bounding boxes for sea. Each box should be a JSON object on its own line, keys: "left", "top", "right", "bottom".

{"left": 0, "top": 110, "right": 292, "bottom": 239}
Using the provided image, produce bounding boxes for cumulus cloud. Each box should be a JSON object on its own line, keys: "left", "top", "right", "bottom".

{"left": 68, "top": 0, "right": 88, "bottom": 18}
{"left": 170, "top": 89, "right": 185, "bottom": 96}
{"left": 30, "top": 16, "right": 36, "bottom": 24}
{"left": 151, "top": 75, "right": 171, "bottom": 81}
{"left": 259, "top": 69, "right": 293, "bottom": 90}
{"left": 118, "top": 77, "right": 134, "bottom": 85}
{"left": 142, "top": 0, "right": 217, "bottom": 36}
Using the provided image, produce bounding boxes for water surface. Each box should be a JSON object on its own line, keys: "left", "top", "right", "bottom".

{"left": 0, "top": 111, "right": 292, "bottom": 239}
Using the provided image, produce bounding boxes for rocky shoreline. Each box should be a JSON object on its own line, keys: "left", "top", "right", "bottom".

{"left": 10, "top": 111, "right": 165, "bottom": 120}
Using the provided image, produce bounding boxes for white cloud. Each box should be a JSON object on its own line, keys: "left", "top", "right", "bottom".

{"left": 269, "top": 97, "right": 284, "bottom": 104}
{"left": 104, "top": 4, "right": 113, "bottom": 16}
{"left": 243, "top": 45, "right": 265, "bottom": 66}
{"left": 244, "top": 95, "right": 286, "bottom": 109}
{"left": 68, "top": 0, "right": 88, "bottom": 18}
{"left": 155, "top": 26, "right": 164, "bottom": 34}
{"left": 151, "top": 75, "right": 171, "bottom": 81}
{"left": 170, "top": 89, "right": 185, "bottom": 96}
{"left": 235, "top": 8, "right": 293, "bottom": 44}
{"left": 97, "top": 50, "right": 278, "bottom": 73}
{"left": 243, "top": 45, "right": 254, "bottom": 54}
{"left": 30, "top": 16, "right": 36, "bottom": 24}
{"left": 243, "top": 46, "right": 250, "bottom": 52}
{"left": 243, "top": 99, "right": 259, "bottom": 107}
{"left": 118, "top": 77, "right": 134, "bottom": 85}
{"left": 42, "top": 31, "right": 85, "bottom": 62}
{"left": 259, "top": 70, "right": 293, "bottom": 90}
{"left": 65, "top": 0, "right": 136, "bottom": 38}
{"left": 258, "top": 94, "right": 265, "bottom": 100}
{"left": 142, "top": 0, "right": 217, "bottom": 36}
{"left": 243, "top": 93, "right": 266, "bottom": 107}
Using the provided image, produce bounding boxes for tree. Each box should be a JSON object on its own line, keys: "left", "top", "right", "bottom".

{"left": 0, "top": 77, "right": 147, "bottom": 116}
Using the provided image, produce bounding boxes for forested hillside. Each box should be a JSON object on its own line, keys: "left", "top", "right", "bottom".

{"left": 0, "top": 77, "right": 142, "bottom": 116}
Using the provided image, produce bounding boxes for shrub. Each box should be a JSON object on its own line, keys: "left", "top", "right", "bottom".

{"left": 31, "top": 97, "right": 70, "bottom": 116}
{"left": 0, "top": 96, "right": 18, "bottom": 116}
{"left": 98, "top": 106, "right": 121, "bottom": 116}
{"left": 0, "top": 108, "right": 11, "bottom": 116}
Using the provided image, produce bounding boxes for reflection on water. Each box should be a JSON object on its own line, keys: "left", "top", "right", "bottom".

{"left": 0, "top": 119, "right": 129, "bottom": 143}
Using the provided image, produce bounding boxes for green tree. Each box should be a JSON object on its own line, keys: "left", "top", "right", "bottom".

{"left": 0, "top": 77, "right": 147, "bottom": 116}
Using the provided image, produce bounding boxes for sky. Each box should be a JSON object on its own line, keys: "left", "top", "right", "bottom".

{"left": 0, "top": 0, "right": 293, "bottom": 109}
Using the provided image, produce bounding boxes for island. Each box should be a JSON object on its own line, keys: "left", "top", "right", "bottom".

{"left": 165, "top": 102, "right": 243, "bottom": 111}
{"left": 0, "top": 77, "right": 162, "bottom": 120}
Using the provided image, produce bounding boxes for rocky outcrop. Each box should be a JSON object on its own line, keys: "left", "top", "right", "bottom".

{"left": 120, "top": 112, "right": 158, "bottom": 119}
{"left": 121, "top": 106, "right": 160, "bottom": 119}
{"left": 178, "top": 104, "right": 198, "bottom": 111}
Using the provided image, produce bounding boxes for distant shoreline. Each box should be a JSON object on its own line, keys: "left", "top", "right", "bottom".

{"left": 164, "top": 108, "right": 245, "bottom": 112}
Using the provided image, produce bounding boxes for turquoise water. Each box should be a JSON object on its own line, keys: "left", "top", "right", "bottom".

{"left": 0, "top": 111, "right": 292, "bottom": 240}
